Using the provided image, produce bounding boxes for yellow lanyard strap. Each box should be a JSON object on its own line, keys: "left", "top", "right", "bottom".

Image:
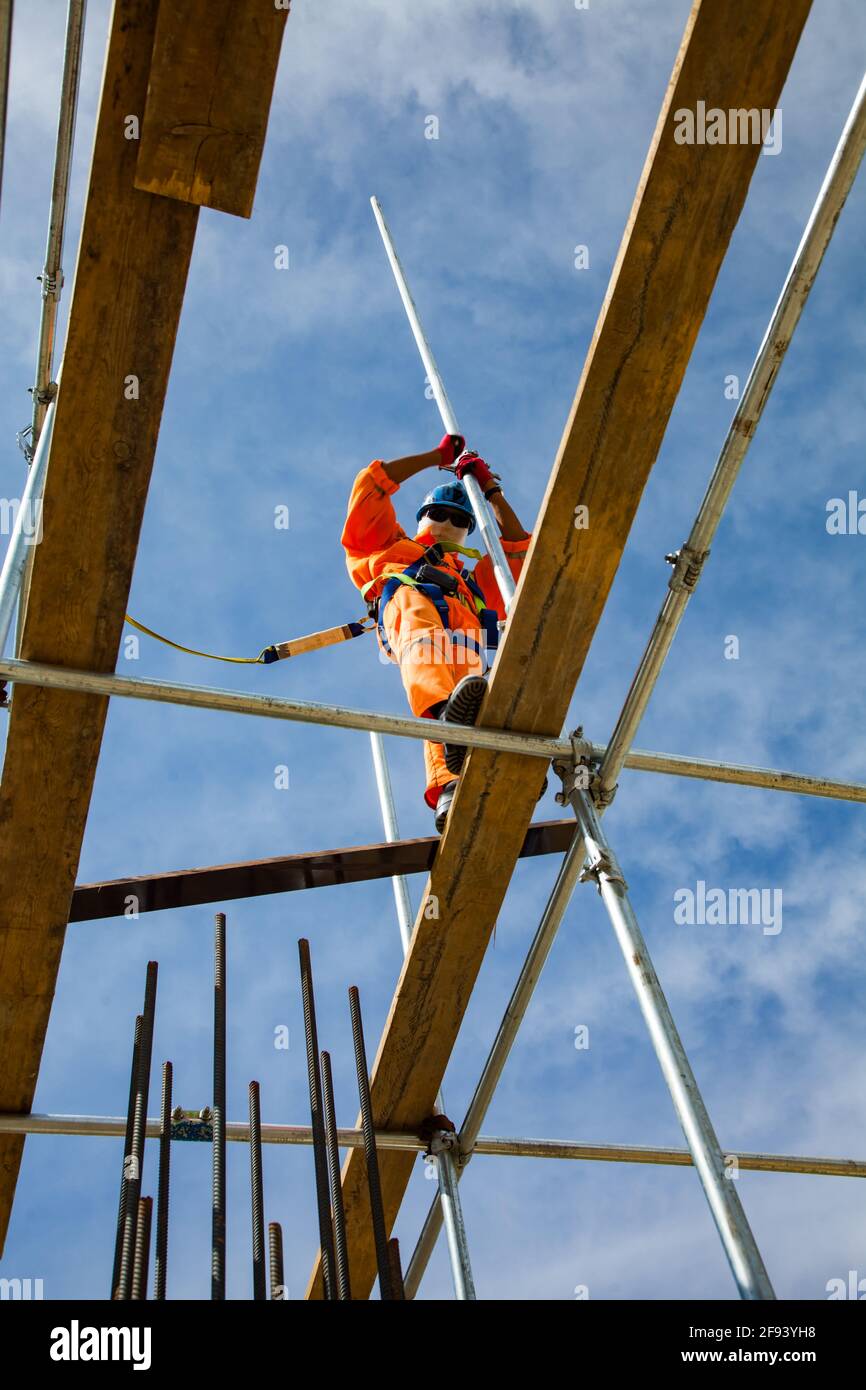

{"left": 124, "top": 614, "right": 374, "bottom": 665}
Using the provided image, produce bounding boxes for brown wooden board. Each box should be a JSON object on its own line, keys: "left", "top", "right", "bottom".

{"left": 69, "top": 820, "right": 580, "bottom": 921}
{"left": 134, "top": 0, "right": 289, "bottom": 218}
{"left": 0, "top": 0, "right": 288, "bottom": 1253}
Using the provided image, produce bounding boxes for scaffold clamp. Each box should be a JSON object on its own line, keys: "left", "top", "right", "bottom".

{"left": 665, "top": 542, "right": 709, "bottom": 594}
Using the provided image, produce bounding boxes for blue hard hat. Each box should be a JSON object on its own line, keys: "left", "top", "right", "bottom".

{"left": 416, "top": 480, "right": 475, "bottom": 534}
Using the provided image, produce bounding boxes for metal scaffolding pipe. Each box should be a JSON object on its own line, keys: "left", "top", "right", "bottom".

{"left": 598, "top": 71, "right": 866, "bottom": 796}
{"left": 370, "top": 195, "right": 516, "bottom": 610}
{"left": 0, "top": 394, "right": 57, "bottom": 655}
{"left": 570, "top": 787, "right": 774, "bottom": 1299}
{"left": 4, "top": 1113, "right": 861, "bottom": 1179}
{"left": 431, "top": 1131, "right": 476, "bottom": 1300}
{"left": 3, "top": 656, "right": 864, "bottom": 807}
{"left": 369, "top": 732, "right": 415, "bottom": 954}
{"left": 0, "top": 656, "right": 566, "bottom": 760}
{"left": 16, "top": 2, "right": 86, "bottom": 654}
{"left": 0, "top": 1, "right": 11, "bottom": 215}
{"left": 29, "top": 0, "right": 86, "bottom": 446}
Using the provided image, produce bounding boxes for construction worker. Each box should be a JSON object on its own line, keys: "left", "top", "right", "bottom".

{"left": 342, "top": 434, "right": 534, "bottom": 832}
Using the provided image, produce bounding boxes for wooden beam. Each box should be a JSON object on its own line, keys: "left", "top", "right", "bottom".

{"left": 134, "top": 0, "right": 289, "bottom": 218}
{"left": 306, "top": 0, "right": 813, "bottom": 1298}
{"left": 69, "top": 820, "right": 579, "bottom": 922}
{"left": 0, "top": 0, "right": 199, "bottom": 1256}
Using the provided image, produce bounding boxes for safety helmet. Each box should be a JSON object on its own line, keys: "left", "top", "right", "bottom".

{"left": 416, "top": 480, "right": 475, "bottom": 534}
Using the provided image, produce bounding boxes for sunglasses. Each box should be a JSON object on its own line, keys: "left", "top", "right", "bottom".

{"left": 424, "top": 506, "right": 470, "bottom": 527}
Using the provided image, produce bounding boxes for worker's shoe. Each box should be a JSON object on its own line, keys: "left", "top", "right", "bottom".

{"left": 439, "top": 674, "right": 488, "bottom": 775}
{"left": 435, "top": 771, "right": 547, "bottom": 835}
{"left": 434, "top": 780, "right": 459, "bottom": 834}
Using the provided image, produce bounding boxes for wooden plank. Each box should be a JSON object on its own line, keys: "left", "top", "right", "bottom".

{"left": 134, "top": 0, "right": 289, "bottom": 218}
{"left": 306, "top": 0, "right": 813, "bottom": 1298}
{"left": 69, "top": 820, "right": 579, "bottom": 922}
{"left": 0, "top": 0, "right": 201, "bottom": 1257}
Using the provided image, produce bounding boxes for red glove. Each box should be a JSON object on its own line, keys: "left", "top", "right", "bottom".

{"left": 437, "top": 433, "right": 466, "bottom": 469}
{"left": 455, "top": 451, "right": 498, "bottom": 493}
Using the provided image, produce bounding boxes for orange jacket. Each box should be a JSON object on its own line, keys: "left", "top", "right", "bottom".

{"left": 341, "top": 459, "right": 531, "bottom": 621}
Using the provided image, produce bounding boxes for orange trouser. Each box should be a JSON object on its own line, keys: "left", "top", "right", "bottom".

{"left": 381, "top": 583, "right": 488, "bottom": 807}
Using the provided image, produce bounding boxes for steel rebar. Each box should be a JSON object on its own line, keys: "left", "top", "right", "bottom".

{"left": 348, "top": 985, "right": 393, "bottom": 1300}
{"left": 116, "top": 963, "right": 158, "bottom": 1299}
{"left": 131, "top": 1196, "right": 152, "bottom": 1301}
{"left": 249, "top": 1081, "right": 266, "bottom": 1301}
{"left": 111, "top": 1013, "right": 142, "bottom": 1297}
{"left": 298, "top": 938, "right": 336, "bottom": 1300}
{"left": 212, "top": 913, "right": 226, "bottom": 1300}
{"left": 154, "top": 1061, "right": 172, "bottom": 1300}
{"left": 268, "top": 1222, "right": 285, "bottom": 1300}
{"left": 321, "top": 1051, "right": 351, "bottom": 1300}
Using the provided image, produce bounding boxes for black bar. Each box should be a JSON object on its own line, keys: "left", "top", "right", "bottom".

{"left": 116, "top": 963, "right": 158, "bottom": 1299}
{"left": 212, "top": 913, "right": 227, "bottom": 1300}
{"left": 131, "top": 1196, "right": 153, "bottom": 1300}
{"left": 249, "top": 1081, "right": 266, "bottom": 1301}
{"left": 268, "top": 1222, "right": 285, "bottom": 1300}
{"left": 321, "top": 1051, "right": 351, "bottom": 1300}
{"left": 298, "top": 938, "right": 336, "bottom": 1300}
{"left": 387, "top": 1237, "right": 406, "bottom": 1301}
{"left": 154, "top": 1061, "right": 172, "bottom": 1300}
{"left": 111, "top": 1013, "right": 141, "bottom": 1297}
{"left": 348, "top": 985, "right": 393, "bottom": 1300}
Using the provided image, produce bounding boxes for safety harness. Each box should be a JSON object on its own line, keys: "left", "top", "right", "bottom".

{"left": 361, "top": 538, "right": 501, "bottom": 659}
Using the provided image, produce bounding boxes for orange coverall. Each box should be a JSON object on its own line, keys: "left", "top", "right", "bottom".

{"left": 342, "top": 459, "right": 531, "bottom": 807}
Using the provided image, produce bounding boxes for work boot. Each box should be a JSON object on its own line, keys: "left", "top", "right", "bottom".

{"left": 439, "top": 674, "right": 488, "bottom": 775}
{"left": 434, "top": 773, "right": 547, "bottom": 836}
{"left": 434, "top": 780, "right": 459, "bottom": 834}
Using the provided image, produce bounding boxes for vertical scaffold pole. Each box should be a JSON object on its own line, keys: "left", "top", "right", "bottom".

{"left": 369, "top": 731, "right": 477, "bottom": 1299}
{"left": 370, "top": 196, "right": 516, "bottom": 611}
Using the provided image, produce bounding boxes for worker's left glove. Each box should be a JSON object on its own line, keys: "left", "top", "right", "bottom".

{"left": 455, "top": 451, "right": 500, "bottom": 495}
{"left": 437, "top": 433, "right": 466, "bottom": 469}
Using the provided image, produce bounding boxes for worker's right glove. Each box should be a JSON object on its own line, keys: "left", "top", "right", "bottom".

{"left": 455, "top": 451, "right": 499, "bottom": 494}
{"left": 437, "top": 433, "right": 466, "bottom": 469}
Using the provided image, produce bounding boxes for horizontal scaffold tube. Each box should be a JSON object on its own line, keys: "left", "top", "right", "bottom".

{"left": 1, "top": 658, "right": 864, "bottom": 806}
{"left": 0, "top": 1114, "right": 861, "bottom": 1179}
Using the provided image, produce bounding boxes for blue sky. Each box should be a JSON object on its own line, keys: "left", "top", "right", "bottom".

{"left": 1, "top": 0, "right": 865, "bottom": 1300}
